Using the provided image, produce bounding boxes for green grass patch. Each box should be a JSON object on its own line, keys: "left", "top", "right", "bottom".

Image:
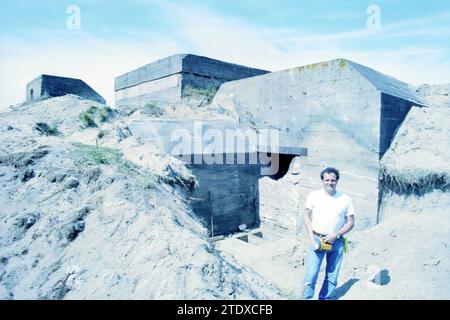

{"left": 34, "top": 122, "right": 60, "bottom": 136}
{"left": 71, "top": 140, "right": 168, "bottom": 190}
{"left": 98, "top": 106, "right": 112, "bottom": 122}
{"left": 339, "top": 59, "right": 348, "bottom": 68}
{"left": 182, "top": 85, "right": 218, "bottom": 101}
{"left": 142, "top": 103, "right": 164, "bottom": 116}
{"left": 72, "top": 140, "right": 124, "bottom": 166}
{"left": 78, "top": 106, "right": 113, "bottom": 128}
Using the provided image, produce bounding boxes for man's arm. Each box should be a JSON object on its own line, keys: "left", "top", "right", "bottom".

{"left": 323, "top": 215, "right": 355, "bottom": 244}
{"left": 303, "top": 208, "right": 316, "bottom": 246}
{"left": 338, "top": 215, "right": 354, "bottom": 237}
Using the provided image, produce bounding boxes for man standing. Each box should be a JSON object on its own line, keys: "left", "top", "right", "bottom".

{"left": 302, "top": 167, "right": 355, "bottom": 300}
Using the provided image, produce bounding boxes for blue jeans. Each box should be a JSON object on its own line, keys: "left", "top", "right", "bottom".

{"left": 302, "top": 235, "right": 344, "bottom": 300}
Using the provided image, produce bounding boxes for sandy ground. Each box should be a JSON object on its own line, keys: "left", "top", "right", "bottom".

{"left": 1, "top": 93, "right": 449, "bottom": 299}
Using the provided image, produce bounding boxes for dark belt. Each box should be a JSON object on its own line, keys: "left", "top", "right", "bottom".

{"left": 313, "top": 231, "right": 327, "bottom": 238}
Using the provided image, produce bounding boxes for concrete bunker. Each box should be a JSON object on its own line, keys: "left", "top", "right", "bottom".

{"left": 120, "top": 53, "right": 429, "bottom": 234}
{"left": 26, "top": 74, "right": 106, "bottom": 104}
{"left": 114, "top": 54, "right": 269, "bottom": 108}
{"left": 128, "top": 119, "right": 306, "bottom": 236}
{"left": 211, "top": 58, "right": 427, "bottom": 230}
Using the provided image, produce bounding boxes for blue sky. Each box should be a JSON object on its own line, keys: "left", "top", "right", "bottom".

{"left": 1, "top": 0, "right": 449, "bottom": 107}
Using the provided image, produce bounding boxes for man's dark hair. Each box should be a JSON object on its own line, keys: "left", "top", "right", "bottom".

{"left": 320, "top": 167, "right": 340, "bottom": 181}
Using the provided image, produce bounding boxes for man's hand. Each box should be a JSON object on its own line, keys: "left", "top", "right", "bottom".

{"left": 323, "top": 233, "right": 338, "bottom": 244}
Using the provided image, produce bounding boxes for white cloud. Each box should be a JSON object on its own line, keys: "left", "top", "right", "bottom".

{"left": 158, "top": 3, "right": 450, "bottom": 85}
{"left": 1, "top": 3, "right": 449, "bottom": 110}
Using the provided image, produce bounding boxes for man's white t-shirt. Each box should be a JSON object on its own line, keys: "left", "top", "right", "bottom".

{"left": 305, "top": 189, "right": 355, "bottom": 235}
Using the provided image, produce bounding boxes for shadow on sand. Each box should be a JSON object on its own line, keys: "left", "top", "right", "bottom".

{"left": 333, "top": 278, "right": 360, "bottom": 300}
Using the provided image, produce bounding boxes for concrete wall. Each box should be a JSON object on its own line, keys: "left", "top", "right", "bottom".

{"left": 379, "top": 93, "right": 418, "bottom": 158}
{"left": 115, "top": 54, "right": 185, "bottom": 91}
{"left": 258, "top": 157, "right": 303, "bottom": 235}
{"left": 213, "top": 60, "right": 381, "bottom": 151}
{"left": 188, "top": 163, "right": 260, "bottom": 236}
{"left": 114, "top": 54, "right": 268, "bottom": 108}
{"left": 115, "top": 74, "right": 182, "bottom": 108}
{"left": 26, "top": 77, "right": 43, "bottom": 102}
{"left": 257, "top": 120, "right": 381, "bottom": 232}
{"left": 26, "top": 75, "right": 105, "bottom": 104}
{"left": 181, "top": 54, "right": 268, "bottom": 82}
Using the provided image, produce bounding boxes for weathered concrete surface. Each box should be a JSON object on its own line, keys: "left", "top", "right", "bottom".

{"left": 128, "top": 119, "right": 306, "bottom": 235}
{"left": 26, "top": 75, "right": 105, "bottom": 104}
{"left": 114, "top": 54, "right": 268, "bottom": 108}
{"left": 128, "top": 119, "right": 306, "bottom": 159}
{"left": 211, "top": 58, "right": 426, "bottom": 230}
{"left": 115, "top": 74, "right": 183, "bottom": 107}
{"left": 188, "top": 164, "right": 260, "bottom": 236}
{"left": 128, "top": 119, "right": 260, "bottom": 235}
{"left": 128, "top": 119, "right": 257, "bottom": 157}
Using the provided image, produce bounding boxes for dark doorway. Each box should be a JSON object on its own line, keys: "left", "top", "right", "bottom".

{"left": 266, "top": 154, "right": 296, "bottom": 180}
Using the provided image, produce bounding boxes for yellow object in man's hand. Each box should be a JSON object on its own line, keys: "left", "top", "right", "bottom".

{"left": 320, "top": 239, "right": 332, "bottom": 251}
